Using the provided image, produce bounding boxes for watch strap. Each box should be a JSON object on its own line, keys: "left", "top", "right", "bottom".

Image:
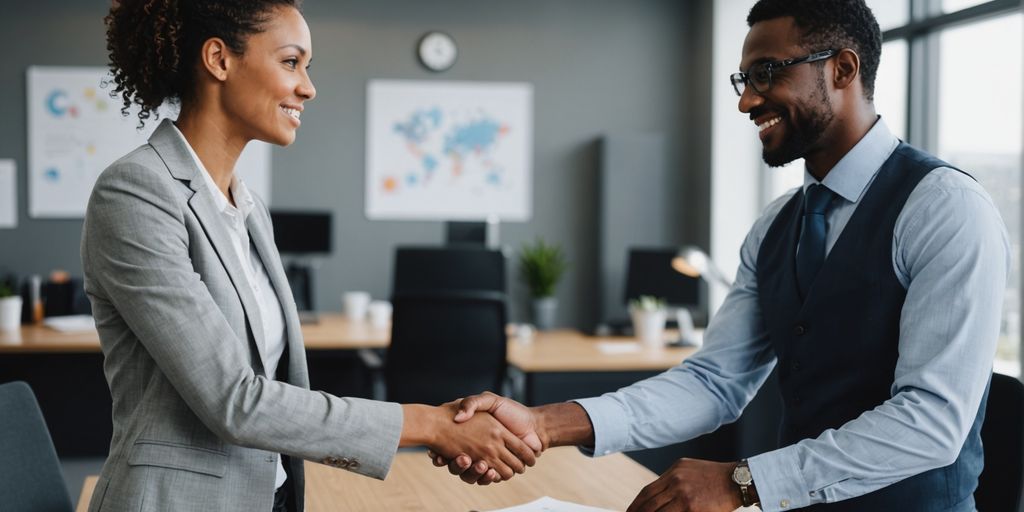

{"left": 734, "top": 459, "right": 757, "bottom": 507}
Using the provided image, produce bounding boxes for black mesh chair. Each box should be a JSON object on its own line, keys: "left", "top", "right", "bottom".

{"left": 385, "top": 290, "right": 508, "bottom": 405}
{"left": 0, "top": 381, "right": 74, "bottom": 511}
{"left": 976, "top": 373, "right": 1024, "bottom": 511}
{"left": 392, "top": 246, "right": 505, "bottom": 294}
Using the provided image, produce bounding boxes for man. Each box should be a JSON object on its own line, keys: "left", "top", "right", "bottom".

{"left": 435, "top": 0, "right": 1010, "bottom": 510}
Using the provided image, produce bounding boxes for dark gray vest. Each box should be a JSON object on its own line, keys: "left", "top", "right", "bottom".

{"left": 756, "top": 143, "right": 988, "bottom": 511}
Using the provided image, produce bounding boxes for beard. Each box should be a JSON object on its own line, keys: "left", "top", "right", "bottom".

{"left": 761, "top": 71, "right": 835, "bottom": 167}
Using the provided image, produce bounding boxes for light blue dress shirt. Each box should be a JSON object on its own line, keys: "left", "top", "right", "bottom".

{"left": 576, "top": 119, "right": 1011, "bottom": 511}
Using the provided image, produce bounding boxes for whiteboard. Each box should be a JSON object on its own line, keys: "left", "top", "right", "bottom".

{"left": 27, "top": 66, "right": 271, "bottom": 218}
{"left": 365, "top": 80, "right": 533, "bottom": 221}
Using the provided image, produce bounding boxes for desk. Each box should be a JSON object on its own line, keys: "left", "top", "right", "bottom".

{"left": 76, "top": 447, "right": 657, "bottom": 512}
{"left": 0, "top": 314, "right": 390, "bottom": 353}
{"left": 2, "top": 315, "right": 705, "bottom": 462}
{"left": 0, "top": 315, "right": 390, "bottom": 456}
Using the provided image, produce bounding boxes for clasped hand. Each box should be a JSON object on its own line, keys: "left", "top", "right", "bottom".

{"left": 429, "top": 392, "right": 545, "bottom": 485}
{"left": 425, "top": 399, "right": 541, "bottom": 482}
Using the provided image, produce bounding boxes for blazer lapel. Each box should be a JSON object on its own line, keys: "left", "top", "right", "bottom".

{"left": 248, "top": 214, "right": 309, "bottom": 388}
{"left": 147, "top": 120, "right": 271, "bottom": 375}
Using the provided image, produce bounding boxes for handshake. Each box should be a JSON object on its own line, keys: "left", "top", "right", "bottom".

{"left": 411, "top": 391, "right": 569, "bottom": 485}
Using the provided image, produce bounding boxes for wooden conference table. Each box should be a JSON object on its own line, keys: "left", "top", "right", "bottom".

{"left": 76, "top": 447, "right": 659, "bottom": 512}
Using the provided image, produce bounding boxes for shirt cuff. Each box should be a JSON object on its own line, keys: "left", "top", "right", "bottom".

{"left": 572, "top": 397, "right": 630, "bottom": 457}
{"left": 747, "top": 445, "right": 820, "bottom": 511}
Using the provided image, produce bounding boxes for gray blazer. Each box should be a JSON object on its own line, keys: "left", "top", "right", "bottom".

{"left": 81, "top": 119, "right": 403, "bottom": 511}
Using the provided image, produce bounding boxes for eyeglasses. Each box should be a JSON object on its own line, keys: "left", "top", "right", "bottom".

{"left": 730, "top": 49, "right": 837, "bottom": 97}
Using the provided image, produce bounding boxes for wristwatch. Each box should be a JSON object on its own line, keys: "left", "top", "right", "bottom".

{"left": 732, "top": 459, "right": 758, "bottom": 507}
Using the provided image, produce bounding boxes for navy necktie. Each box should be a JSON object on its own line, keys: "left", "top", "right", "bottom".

{"left": 796, "top": 184, "right": 835, "bottom": 298}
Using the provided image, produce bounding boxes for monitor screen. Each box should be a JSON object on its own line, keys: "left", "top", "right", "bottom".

{"left": 623, "top": 248, "right": 701, "bottom": 308}
{"left": 270, "top": 211, "right": 332, "bottom": 254}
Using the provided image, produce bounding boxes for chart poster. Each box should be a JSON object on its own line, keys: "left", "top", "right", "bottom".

{"left": 27, "top": 66, "right": 271, "bottom": 218}
{"left": 366, "top": 79, "right": 533, "bottom": 221}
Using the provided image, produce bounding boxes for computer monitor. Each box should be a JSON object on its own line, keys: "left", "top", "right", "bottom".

{"left": 623, "top": 248, "right": 701, "bottom": 309}
{"left": 270, "top": 210, "right": 332, "bottom": 316}
{"left": 270, "top": 210, "right": 332, "bottom": 255}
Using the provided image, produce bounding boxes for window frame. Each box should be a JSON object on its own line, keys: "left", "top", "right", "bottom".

{"left": 885, "top": 0, "right": 1024, "bottom": 375}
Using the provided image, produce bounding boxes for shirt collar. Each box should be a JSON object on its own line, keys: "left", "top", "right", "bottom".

{"left": 170, "top": 122, "right": 255, "bottom": 218}
{"left": 802, "top": 116, "right": 900, "bottom": 204}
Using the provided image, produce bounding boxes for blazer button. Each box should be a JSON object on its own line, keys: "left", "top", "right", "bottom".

{"left": 323, "top": 456, "right": 341, "bottom": 467}
{"left": 793, "top": 324, "right": 806, "bottom": 336}
{"left": 340, "top": 457, "right": 352, "bottom": 468}
{"left": 791, "top": 361, "right": 801, "bottom": 371}
{"left": 348, "top": 460, "right": 360, "bottom": 470}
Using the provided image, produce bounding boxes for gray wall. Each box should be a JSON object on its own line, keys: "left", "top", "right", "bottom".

{"left": 0, "top": 0, "right": 712, "bottom": 329}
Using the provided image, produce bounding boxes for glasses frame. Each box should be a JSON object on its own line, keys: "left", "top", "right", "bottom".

{"left": 731, "top": 49, "right": 838, "bottom": 97}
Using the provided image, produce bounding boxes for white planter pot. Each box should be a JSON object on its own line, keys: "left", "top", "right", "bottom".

{"left": 0, "top": 296, "right": 23, "bottom": 332}
{"left": 631, "top": 308, "right": 667, "bottom": 348}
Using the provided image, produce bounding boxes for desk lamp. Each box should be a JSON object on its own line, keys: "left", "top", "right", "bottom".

{"left": 671, "top": 246, "right": 732, "bottom": 288}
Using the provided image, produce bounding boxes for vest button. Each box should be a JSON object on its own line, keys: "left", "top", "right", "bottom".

{"left": 791, "top": 361, "right": 801, "bottom": 371}
{"left": 793, "top": 324, "right": 806, "bottom": 336}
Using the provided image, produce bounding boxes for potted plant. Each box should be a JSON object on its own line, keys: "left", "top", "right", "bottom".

{"left": 0, "top": 277, "right": 22, "bottom": 332}
{"left": 519, "top": 237, "right": 568, "bottom": 330}
{"left": 629, "top": 295, "right": 667, "bottom": 347}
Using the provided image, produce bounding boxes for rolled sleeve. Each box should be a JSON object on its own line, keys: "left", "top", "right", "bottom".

{"left": 573, "top": 397, "right": 631, "bottom": 457}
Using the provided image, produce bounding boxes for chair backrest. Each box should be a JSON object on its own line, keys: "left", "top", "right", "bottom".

{"left": 392, "top": 246, "right": 506, "bottom": 295}
{"left": 0, "top": 381, "right": 73, "bottom": 512}
{"left": 385, "top": 291, "right": 507, "bottom": 405}
{"left": 976, "top": 373, "right": 1024, "bottom": 511}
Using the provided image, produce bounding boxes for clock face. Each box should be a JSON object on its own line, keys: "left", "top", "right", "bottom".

{"left": 418, "top": 32, "right": 457, "bottom": 72}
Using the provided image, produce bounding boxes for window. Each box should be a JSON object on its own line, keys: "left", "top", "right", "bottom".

{"left": 759, "top": 1, "right": 1024, "bottom": 376}
{"left": 943, "top": 0, "right": 996, "bottom": 13}
{"left": 871, "top": 0, "right": 911, "bottom": 31}
{"left": 874, "top": 40, "right": 909, "bottom": 141}
{"left": 935, "top": 13, "right": 1023, "bottom": 376}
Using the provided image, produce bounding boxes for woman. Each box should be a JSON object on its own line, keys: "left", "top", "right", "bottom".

{"left": 83, "top": 1, "right": 535, "bottom": 510}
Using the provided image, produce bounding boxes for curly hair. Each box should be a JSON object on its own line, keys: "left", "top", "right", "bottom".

{"left": 747, "top": 0, "right": 882, "bottom": 101}
{"left": 105, "top": 0, "right": 302, "bottom": 128}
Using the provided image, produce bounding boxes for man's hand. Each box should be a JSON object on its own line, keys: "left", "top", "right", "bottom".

{"left": 427, "top": 401, "right": 537, "bottom": 481}
{"left": 626, "top": 458, "right": 744, "bottom": 512}
{"left": 429, "top": 392, "right": 544, "bottom": 485}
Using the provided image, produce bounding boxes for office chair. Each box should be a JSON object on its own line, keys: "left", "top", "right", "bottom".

{"left": 0, "top": 380, "right": 74, "bottom": 512}
{"left": 976, "top": 373, "right": 1024, "bottom": 511}
{"left": 385, "top": 290, "right": 507, "bottom": 405}
{"left": 392, "top": 246, "right": 506, "bottom": 294}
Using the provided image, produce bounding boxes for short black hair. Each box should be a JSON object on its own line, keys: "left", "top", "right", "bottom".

{"left": 747, "top": 0, "right": 882, "bottom": 101}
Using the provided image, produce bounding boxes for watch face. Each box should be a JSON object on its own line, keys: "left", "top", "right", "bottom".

{"left": 732, "top": 466, "right": 753, "bottom": 486}
{"left": 418, "top": 32, "right": 457, "bottom": 71}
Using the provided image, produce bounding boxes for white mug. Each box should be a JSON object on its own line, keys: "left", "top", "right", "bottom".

{"left": 368, "top": 300, "right": 392, "bottom": 328}
{"left": 0, "top": 296, "right": 23, "bottom": 332}
{"left": 343, "top": 291, "right": 371, "bottom": 321}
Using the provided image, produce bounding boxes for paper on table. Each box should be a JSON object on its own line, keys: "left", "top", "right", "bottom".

{"left": 596, "top": 341, "right": 642, "bottom": 355}
{"left": 43, "top": 315, "right": 96, "bottom": 333}
{"left": 0, "top": 159, "right": 15, "bottom": 228}
{"left": 483, "top": 496, "right": 616, "bottom": 512}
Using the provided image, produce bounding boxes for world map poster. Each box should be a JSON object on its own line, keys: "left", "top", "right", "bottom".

{"left": 365, "top": 80, "right": 533, "bottom": 221}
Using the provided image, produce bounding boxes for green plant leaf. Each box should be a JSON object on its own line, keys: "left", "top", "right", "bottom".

{"left": 518, "top": 236, "right": 569, "bottom": 298}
